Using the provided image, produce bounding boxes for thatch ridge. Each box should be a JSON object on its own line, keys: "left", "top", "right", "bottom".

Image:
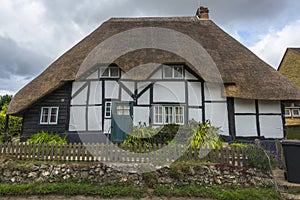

{"left": 8, "top": 17, "right": 300, "bottom": 116}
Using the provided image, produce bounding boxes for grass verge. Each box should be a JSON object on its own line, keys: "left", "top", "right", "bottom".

{"left": 0, "top": 183, "right": 282, "bottom": 200}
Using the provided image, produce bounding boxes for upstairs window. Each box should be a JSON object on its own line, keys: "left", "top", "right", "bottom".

{"left": 100, "top": 66, "right": 120, "bottom": 78}
{"left": 40, "top": 107, "right": 59, "bottom": 125}
{"left": 163, "top": 65, "right": 184, "bottom": 79}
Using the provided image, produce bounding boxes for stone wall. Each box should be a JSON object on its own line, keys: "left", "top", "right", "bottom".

{"left": 0, "top": 159, "right": 274, "bottom": 188}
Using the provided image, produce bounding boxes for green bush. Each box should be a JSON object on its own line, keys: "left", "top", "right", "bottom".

{"left": 244, "top": 146, "right": 278, "bottom": 170}
{"left": 189, "top": 120, "right": 222, "bottom": 150}
{"left": 27, "top": 131, "right": 67, "bottom": 145}
{"left": 0, "top": 113, "right": 22, "bottom": 143}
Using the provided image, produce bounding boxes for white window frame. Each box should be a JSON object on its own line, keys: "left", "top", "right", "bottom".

{"left": 292, "top": 108, "right": 300, "bottom": 117}
{"left": 163, "top": 65, "right": 184, "bottom": 79}
{"left": 105, "top": 101, "right": 112, "bottom": 118}
{"left": 285, "top": 109, "right": 291, "bottom": 117}
{"left": 100, "top": 66, "right": 120, "bottom": 78}
{"left": 40, "top": 107, "right": 59, "bottom": 125}
{"left": 153, "top": 105, "right": 185, "bottom": 125}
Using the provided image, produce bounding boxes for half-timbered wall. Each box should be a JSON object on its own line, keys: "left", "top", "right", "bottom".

{"left": 232, "top": 98, "right": 283, "bottom": 138}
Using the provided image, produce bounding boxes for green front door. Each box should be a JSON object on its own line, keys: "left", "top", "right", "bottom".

{"left": 111, "top": 102, "right": 133, "bottom": 142}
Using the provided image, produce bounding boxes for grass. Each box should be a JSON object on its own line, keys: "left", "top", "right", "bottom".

{"left": 0, "top": 183, "right": 282, "bottom": 200}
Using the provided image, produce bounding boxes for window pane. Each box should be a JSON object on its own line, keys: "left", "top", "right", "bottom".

{"left": 165, "top": 106, "right": 173, "bottom": 123}
{"left": 41, "top": 108, "right": 49, "bottom": 123}
{"left": 105, "top": 102, "right": 111, "bottom": 117}
{"left": 293, "top": 109, "right": 300, "bottom": 116}
{"left": 123, "top": 105, "right": 130, "bottom": 115}
{"left": 100, "top": 68, "right": 109, "bottom": 77}
{"left": 110, "top": 67, "right": 119, "bottom": 77}
{"left": 155, "top": 106, "right": 163, "bottom": 123}
{"left": 175, "top": 106, "right": 184, "bottom": 124}
{"left": 285, "top": 109, "right": 291, "bottom": 116}
{"left": 164, "top": 67, "right": 172, "bottom": 78}
{"left": 174, "top": 66, "right": 183, "bottom": 78}
{"left": 50, "top": 108, "right": 58, "bottom": 123}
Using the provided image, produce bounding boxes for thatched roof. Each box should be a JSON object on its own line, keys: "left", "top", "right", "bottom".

{"left": 278, "top": 48, "right": 300, "bottom": 90}
{"left": 8, "top": 17, "right": 300, "bottom": 116}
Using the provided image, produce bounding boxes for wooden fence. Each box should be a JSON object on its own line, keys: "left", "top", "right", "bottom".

{"left": 0, "top": 143, "right": 252, "bottom": 166}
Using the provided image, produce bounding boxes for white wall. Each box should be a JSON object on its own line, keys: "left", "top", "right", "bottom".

{"left": 260, "top": 116, "right": 283, "bottom": 138}
{"left": 88, "top": 106, "right": 102, "bottom": 131}
{"left": 89, "top": 81, "right": 102, "bottom": 105}
{"left": 105, "top": 81, "right": 119, "bottom": 99}
{"left": 69, "top": 106, "right": 86, "bottom": 131}
{"left": 204, "top": 83, "right": 226, "bottom": 101}
{"left": 259, "top": 100, "right": 281, "bottom": 114}
{"left": 235, "top": 115, "right": 257, "bottom": 137}
{"left": 189, "top": 108, "right": 202, "bottom": 122}
{"left": 104, "top": 119, "right": 111, "bottom": 134}
{"left": 188, "top": 82, "right": 202, "bottom": 106}
{"left": 153, "top": 82, "right": 185, "bottom": 103}
{"left": 234, "top": 99, "right": 255, "bottom": 113}
{"left": 149, "top": 68, "right": 162, "bottom": 79}
{"left": 205, "top": 103, "right": 229, "bottom": 136}
{"left": 133, "top": 107, "right": 150, "bottom": 126}
{"left": 71, "top": 82, "right": 88, "bottom": 105}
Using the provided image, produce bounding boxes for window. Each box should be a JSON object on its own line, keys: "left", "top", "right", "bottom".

{"left": 40, "top": 107, "right": 59, "bottom": 125}
{"left": 153, "top": 105, "right": 184, "bottom": 125}
{"left": 292, "top": 109, "right": 300, "bottom": 117}
{"left": 105, "top": 102, "right": 112, "bottom": 118}
{"left": 285, "top": 109, "right": 291, "bottom": 117}
{"left": 100, "top": 66, "right": 120, "bottom": 78}
{"left": 115, "top": 104, "right": 130, "bottom": 116}
{"left": 163, "top": 65, "right": 184, "bottom": 79}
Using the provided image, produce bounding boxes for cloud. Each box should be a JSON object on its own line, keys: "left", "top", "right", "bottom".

{"left": 0, "top": 0, "right": 299, "bottom": 95}
{"left": 250, "top": 20, "right": 300, "bottom": 68}
{"left": 0, "top": 35, "right": 51, "bottom": 78}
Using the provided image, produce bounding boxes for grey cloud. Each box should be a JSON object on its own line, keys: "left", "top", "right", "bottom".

{"left": 0, "top": 36, "right": 51, "bottom": 78}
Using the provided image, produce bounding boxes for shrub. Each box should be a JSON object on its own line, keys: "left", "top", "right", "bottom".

{"left": 0, "top": 112, "right": 22, "bottom": 143}
{"left": 244, "top": 146, "right": 278, "bottom": 170}
{"left": 27, "top": 131, "right": 67, "bottom": 145}
{"left": 189, "top": 120, "right": 222, "bottom": 150}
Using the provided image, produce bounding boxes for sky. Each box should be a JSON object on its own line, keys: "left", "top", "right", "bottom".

{"left": 0, "top": 0, "right": 300, "bottom": 96}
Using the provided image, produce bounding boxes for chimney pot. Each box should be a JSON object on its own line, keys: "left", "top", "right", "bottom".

{"left": 196, "top": 6, "right": 209, "bottom": 19}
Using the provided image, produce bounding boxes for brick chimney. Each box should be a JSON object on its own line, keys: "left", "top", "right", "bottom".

{"left": 196, "top": 6, "right": 209, "bottom": 19}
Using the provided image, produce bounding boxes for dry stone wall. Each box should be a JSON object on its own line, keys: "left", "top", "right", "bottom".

{"left": 0, "top": 159, "right": 274, "bottom": 188}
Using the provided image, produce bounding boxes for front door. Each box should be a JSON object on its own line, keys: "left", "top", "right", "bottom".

{"left": 111, "top": 101, "right": 133, "bottom": 142}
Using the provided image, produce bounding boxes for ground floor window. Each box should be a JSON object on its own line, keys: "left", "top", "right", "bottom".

{"left": 153, "top": 105, "right": 185, "bottom": 125}
{"left": 40, "top": 107, "right": 59, "bottom": 125}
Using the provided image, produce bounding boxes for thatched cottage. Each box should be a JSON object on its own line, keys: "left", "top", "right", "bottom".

{"left": 278, "top": 48, "right": 300, "bottom": 126}
{"left": 7, "top": 7, "right": 300, "bottom": 143}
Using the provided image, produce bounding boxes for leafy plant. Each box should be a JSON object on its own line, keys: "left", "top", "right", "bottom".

{"left": 189, "top": 120, "right": 222, "bottom": 150}
{"left": 27, "top": 131, "right": 67, "bottom": 145}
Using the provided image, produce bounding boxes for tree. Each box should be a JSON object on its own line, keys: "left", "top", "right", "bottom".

{"left": 0, "top": 94, "right": 12, "bottom": 111}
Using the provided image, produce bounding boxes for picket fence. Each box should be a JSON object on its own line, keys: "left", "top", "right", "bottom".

{"left": 0, "top": 142, "right": 252, "bottom": 166}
